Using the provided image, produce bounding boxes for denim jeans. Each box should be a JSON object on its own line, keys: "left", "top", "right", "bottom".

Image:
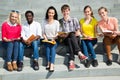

{"left": 81, "top": 39, "right": 97, "bottom": 60}
{"left": 44, "top": 42, "right": 57, "bottom": 64}
{"left": 18, "top": 40, "right": 40, "bottom": 62}
{"left": 4, "top": 41, "right": 19, "bottom": 62}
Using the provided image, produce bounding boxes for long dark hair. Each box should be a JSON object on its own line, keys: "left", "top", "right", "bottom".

{"left": 84, "top": 5, "right": 94, "bottom": 18}
{"left": 45, "top": 6, "right": 58, "bottom": 20}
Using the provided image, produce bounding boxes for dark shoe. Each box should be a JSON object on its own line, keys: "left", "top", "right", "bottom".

{"left": 33, "top": 60, "right": 39, "bottom": 70}
{"left": 106, "top": 60, "right": 112, "bottom": 66}
{"left": 49, "top": 68, "right": 54, "bottom": 72}
{"left": 92, "top": 59, "right": 98, "bottom": 67}
{"left": 84, "top": 59, "right": 92, "bottom": 68}
{"left": 17, "top": 62, "right": 23, "bottom": 71}
{"left": 46, "top": 66, "right": 50, "bottom": 70}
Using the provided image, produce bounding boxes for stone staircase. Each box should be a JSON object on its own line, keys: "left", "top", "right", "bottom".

{"left": 0, "top": 0, "right": 120, "bottom": 80}
{"left": 0, "top": 40, "right": 120, "bottom": 80}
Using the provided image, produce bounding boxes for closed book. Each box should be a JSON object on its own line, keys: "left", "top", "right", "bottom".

{"left": 27, "top": 34, "right": 36, "bottom": 42}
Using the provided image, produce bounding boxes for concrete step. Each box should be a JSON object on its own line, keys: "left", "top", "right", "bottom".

{"left": 0, "top": 0, "right": 118, "bottom": 25}
{"left": 0, "top": 52, "right": 119, "bottom": 68}
{"left": 114, "top": 3, "right": 120, "bottom": 8}
{"left": 41, "top": 76, "right": 120, "bottom": 80}
{"left": 0, "top": 62, "right": 120, "bottom": 80}
{"left": 110, "top": 8, "right": 120, "bottom": 14}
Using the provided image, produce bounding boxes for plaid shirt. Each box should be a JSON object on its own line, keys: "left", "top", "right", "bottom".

{"left": 59, "top": 17, "right": 80, "bottom": 33}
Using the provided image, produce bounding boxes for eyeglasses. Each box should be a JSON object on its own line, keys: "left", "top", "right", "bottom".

{"left": 11, "top": 10, "right": 19, "bottom": 13}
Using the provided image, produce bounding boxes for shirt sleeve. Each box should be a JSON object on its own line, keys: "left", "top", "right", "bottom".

{"left": 98, "top": 21, "right": 105, "bottom": 32}
{"left": 1, "top": 23, "right": 7, "bottom": 40}
{"left": 113, "top": 17, "right": 119, "bottom": 31}
{"left": 21, "top": 25, "right": 27, "bottom": 40}
{"left": 73, "top": 18, "right": 80, "bottom": 30}
{"left": 59, "top": 19, "right": 64, "bottom": 32}
{"left": 17, "top": 25, "right": 22, "bottom": 38}
{"left": 57, "top": 21, "right": 60, "bottom": 32}
{"left": 41, "top": 20, "right": 45, "bottom": 35}
{"left": 36, "top": 22, "right": 42, "bottom": 37}
{"left": 93, "top": 18, "right": 98, "bottom": 26}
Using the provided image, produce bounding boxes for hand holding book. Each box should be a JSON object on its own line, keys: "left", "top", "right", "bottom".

{"left": 23, "top": 34, "right": 36, "bottom": 45}
{"left": 26, "top": 34, "right": 36, "bottom": 42}
{"left": 42, "top": 39, "right": 56, "bottom": 45}
{"left": 58, "top": 32, "right": 67, "bottom": 35}
{"left": 103, "top": 30, "right": 113, "bottom": 34}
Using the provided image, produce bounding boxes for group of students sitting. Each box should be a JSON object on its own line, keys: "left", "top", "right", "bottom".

{"left": 1, "top": 4, "right": 120, "bottom": 72}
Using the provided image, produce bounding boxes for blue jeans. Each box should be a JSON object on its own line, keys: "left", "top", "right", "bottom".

{"left": 18, "top": 40, "right": 40, "bottom": 62}
{"left": 4, "top": 41, "right": 19, "bottom": 62}
{"left": 44, "top": 43, "right": 57, "bottom": 64}
{"left": 81, "top": 39, "right": 97, "bottom": 60}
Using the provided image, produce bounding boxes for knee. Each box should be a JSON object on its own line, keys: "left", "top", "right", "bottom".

{"left": 116, "top": 36, "right": 120, "bottom": 44}
{"left": 33, "top": 41, "right": 38, "bottom": 46}
{"left": 69, "top": 32, "right": 75, "bottom": 37}
{"left": 20, "top": 42, "right": 24, "bottom": 47}
{"left": 103, "top": 37, "right": 111, "bottom": 45}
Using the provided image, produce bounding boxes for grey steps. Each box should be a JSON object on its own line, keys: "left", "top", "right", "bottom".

{"left": 42, "top": 76, "right": 120, "bottom": 80}
{"left": 0, "top": 62, "right": 120, "bottom": 80}
{"left": 0, "top": 52, "right": 119, "bottom": 68}
{"left": 0, "top": 0, "right": 119, "bottom": 25}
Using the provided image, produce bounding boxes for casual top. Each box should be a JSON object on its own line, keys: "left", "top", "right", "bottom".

{"left": 1, "top": 21, "right": 21, "bottom": 40}
{"left": 98, "top": 17, "right": 118, "bottom": 32}
{"left": 80, "top": 18, "right": 98, "bottom": 38}
{"left": 21, "top": 21, "right": 42, "bottom": 40}
{"left": 59, "top": 17, "right": 80, "bottom": 33}
{"left": 42, "top": 19, "right": 60, "bottom": 39}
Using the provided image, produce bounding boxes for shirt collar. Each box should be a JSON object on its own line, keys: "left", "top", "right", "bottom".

{"left": 7, "top": 21, "right": 17, "bottom": 26}
{"left": 25, "top": 21, "right": 34, "bottom": 26}
{"left": 62, "top": 17, "right": 72, "bottom": 23}
{"left": 101, "top": 17, "right": 110, "bottom": 24}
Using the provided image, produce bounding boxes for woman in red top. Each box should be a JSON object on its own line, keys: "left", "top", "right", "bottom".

{"left": 1, "top": 10, "right": 21, "bottom": 71}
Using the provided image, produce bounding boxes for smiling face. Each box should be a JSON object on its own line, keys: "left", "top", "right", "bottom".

{"left": 84, "top": 7, "right": 92, "bottom": 18}
{"left": 62, "top": 8, "right": 70, "bottom": 18}
{"left": 48, "top": 9, "right": 55, "bottom": 19}
{"left": 98, "top": 8, "right": 108, "bottom": 19}
{"left": 25, "top": 13, "right": 33, "bottom": 24}
{"left": 9, "top": 12, "right": 19, "bottom": 24}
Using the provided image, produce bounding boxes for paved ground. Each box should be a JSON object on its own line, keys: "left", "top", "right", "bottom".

{"left": 41, "top": 76, "right": 120, "bottom": 80}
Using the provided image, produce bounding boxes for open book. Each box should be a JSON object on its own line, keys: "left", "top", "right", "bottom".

{"left": 103, "top": 30, "right": 113, "bottom": 34}
{"left": 26, "top": 34, "right": 36, "bottom": 42}
{"left": 58, "top": 32, "right": 68, "bottom": 35}
{"left": 42, "top": 39, "right": 56, "bottom": 45}
{"left": 81, "top": 37, "right": 97, "bottom": 40}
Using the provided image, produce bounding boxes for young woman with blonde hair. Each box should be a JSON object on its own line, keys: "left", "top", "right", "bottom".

{"left": 1, "top": 10, "right": 21, "bottom": 71}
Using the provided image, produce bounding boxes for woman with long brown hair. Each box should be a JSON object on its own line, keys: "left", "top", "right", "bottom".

{"left": 80, "top": 5, "right": 99, "bottom": 68}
